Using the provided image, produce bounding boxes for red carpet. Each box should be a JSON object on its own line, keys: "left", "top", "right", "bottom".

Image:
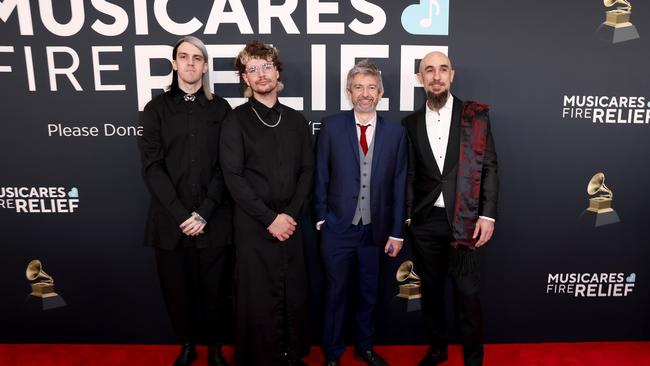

{"left": 1, "top": 342, "right": 649, "bottom": 365}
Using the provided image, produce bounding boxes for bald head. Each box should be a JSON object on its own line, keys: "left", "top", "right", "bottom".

{"left": 418, "top": 51, "right": 455, "bottom": 111}
{"left": 418, "top": 51, "right": 453, "bottom": 74}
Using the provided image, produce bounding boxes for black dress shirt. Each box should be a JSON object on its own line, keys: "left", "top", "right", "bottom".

{"left": 139, "top": 88, "right": 232, "bottom": 249}
{"left": 220, "top": 97, "right": 314, "bottom": 227}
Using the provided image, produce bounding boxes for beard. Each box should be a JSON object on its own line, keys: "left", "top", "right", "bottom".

{"left": 352, "top": 97, "right": 378, "bottom": 114}
{"left": 426, "top": 89, "right": 449, "bottom": 111}
{"left": 251, "top": 78, "right": 277, "bottom": 95}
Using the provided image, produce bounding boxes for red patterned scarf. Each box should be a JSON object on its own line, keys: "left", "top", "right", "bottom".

{"left": 451, "top": 101, "right": 489, "bottom": 250}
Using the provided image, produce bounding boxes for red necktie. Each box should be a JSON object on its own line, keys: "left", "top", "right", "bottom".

{"left": 358, "top": 124, "right": 369, "bottom": 155}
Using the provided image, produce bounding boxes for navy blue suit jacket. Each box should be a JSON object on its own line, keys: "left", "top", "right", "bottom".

{"left": 313, "top": 111, "right": 407, "bottom": 246}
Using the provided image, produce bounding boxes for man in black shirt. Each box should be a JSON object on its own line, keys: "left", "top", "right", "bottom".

{"left": 220, "top": 41, "right": 313, "bottom": 366}
{"left": 139, "top": 36, "right": 232, "bottom": 366}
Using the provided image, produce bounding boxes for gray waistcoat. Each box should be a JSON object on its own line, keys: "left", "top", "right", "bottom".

{"left": 352, "top": 134, "right": 375, "bottom": 225}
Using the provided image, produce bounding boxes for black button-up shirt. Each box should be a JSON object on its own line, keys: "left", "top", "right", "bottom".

{"left": 139, "top": 89, "right": 232, "bottom": 249}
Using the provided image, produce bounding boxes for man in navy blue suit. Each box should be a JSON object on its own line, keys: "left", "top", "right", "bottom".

{"left": 314, "top": 60, "right": 408, "bottom": 366}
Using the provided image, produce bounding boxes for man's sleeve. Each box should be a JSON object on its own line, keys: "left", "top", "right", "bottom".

{"left": 391, "top": 126, "right": 408, "bottom": 238}
{"left": 312, "top": 118, "right": 330, "bottom": 222}
{"left": 479, "top": 110, "right": 498, "bottom": 219}
{"left": 195, "top": 101, "right": 233, "bottom": 220}
{"left": 220, "top": 112, "right": 277, "bottom": 227}
{"left": 139, "top": 100, "right": 189, "bottom": 224}
{"left": 402, "top": 118, "right": 415, "bottom": 221}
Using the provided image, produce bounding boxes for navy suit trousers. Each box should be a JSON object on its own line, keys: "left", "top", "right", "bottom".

{"left": 321, "top": 222, "right": 379, "bottom": 361}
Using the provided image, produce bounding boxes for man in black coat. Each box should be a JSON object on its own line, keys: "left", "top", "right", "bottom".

{"left": 220, "top": 41, "right": 313, "bottom": 366}
{"left": 139, "top": 36, "right": 232, "bottom": 366}
{"left": 402, "top": 51, "right": 498, "bottom": 366}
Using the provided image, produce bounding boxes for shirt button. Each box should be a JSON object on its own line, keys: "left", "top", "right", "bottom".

{"left": 362, "top": 185, "right": 366, "bottom": 188}
{"left": 363, "top": 173, "right": 367, "bottom": 176}
{"left": 361, "top": 196, "right": 365, "bottom": 200}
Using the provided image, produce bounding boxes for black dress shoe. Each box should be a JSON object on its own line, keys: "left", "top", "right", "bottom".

{"left": 173, "top": 342, "right": 196, "bottom": 366}
{"left": 417, "top": 347, "right": 448, "bottom": 366}
{"left": 281, "top": 351, "right": 308, "bottom": 366}
{"left": 208, "top": 344, "right": 229, "bottom": 366}
{"left": 324, "top": 360, "right": 340, "bottom": 366}
{"left": 354, "top": 348, "right": 388, "bottom": 366}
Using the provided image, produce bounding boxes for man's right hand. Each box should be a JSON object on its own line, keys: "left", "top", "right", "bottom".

{"left": 267, "top": 213, "right": 297, "bottom": 241}
{"left": 180, "top": 214, "right": 206, "bottom": 236}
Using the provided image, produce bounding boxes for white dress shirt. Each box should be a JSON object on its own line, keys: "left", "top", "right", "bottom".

{"left": 425, "top": 96, "right": 454, "bottom": 208}
{"left": 355, "top": 112, "right": 376, "bottom": 146}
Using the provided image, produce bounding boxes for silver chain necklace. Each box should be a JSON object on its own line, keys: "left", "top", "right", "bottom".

{"left": 250, "top": 105, "right": 282, "bottom": 128}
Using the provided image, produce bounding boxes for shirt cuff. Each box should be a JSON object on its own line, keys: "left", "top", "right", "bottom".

{"left": 388, "top": 236, "right": 404, "bottom": 242}
{"left": 316, "top": 220, "right": 325, "bottom": 230}
{"left": 479, "top": 216, "right": 495, "bottom": 223}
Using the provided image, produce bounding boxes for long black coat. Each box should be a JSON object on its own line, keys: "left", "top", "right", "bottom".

{"left": 220, "top": 99, "right": 314, "bottom": 366}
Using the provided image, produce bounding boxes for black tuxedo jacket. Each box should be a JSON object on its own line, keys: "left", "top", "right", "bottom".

{"left": 402, "top": 96, "right": 498, "bottom": 225}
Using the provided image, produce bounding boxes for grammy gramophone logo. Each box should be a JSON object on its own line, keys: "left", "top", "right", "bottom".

{"left": 396, "top": 260, "right": 421, "bottom": 312}
{"left": 595, "top": 0, "right": 640, "bottom": 43}
{"left": 581, "top": 172, "right": 620, "bottom": 227}
{"left": 26, "top": 259, "right": 66, "bottom": 310}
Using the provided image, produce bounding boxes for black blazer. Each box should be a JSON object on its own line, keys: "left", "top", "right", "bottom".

{"left": 402, "top": 96, "right": 498, "bottom": 225}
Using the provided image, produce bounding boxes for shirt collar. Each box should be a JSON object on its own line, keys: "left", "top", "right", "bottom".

{"left": 249, "top": 97, "right": 283, "bottom": 117}
{"left": 172, "top": 87, "right": 207, "bottom": 106}
{"left": 354, "top": 111, "right": 377, "bottom": 127}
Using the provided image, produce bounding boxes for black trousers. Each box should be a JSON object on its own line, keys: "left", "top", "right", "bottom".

{"left": 155, "top": 245, "right": 233, "bottom": 344}
{"left": 410, "top": 208, "right": 484, "bottom": 366}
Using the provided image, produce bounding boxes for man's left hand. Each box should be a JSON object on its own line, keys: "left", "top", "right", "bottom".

{"left": 384, "top": 238, "right": 403, "bottom": 257}
{"left": 472, "top": 218, "right": 494, "bottom": 247}
{"left": 180, "top": 213, "right": 206, "bottom": 236}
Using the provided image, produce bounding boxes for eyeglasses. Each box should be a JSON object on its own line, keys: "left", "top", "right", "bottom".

{"left": 246, "top": 63, "right": 275, "bottom": 74}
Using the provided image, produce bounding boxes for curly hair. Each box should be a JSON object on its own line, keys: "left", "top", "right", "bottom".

{"left": 235, "top": 41, "right": 284, "bottom": 97}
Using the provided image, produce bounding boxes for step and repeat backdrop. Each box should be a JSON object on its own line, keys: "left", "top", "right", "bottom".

{"left": 1, "top": 0, "right": 649, "bottom": 344}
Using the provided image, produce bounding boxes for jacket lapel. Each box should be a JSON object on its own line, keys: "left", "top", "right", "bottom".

{"left": 442, "top": 96, "right": 462, "bottom": 176}
{"left": 415, "top": 106, "right": 441, "bottom": 177}
{"left": 346, "top": 111, "right": 361, "bottom": 166}
{"left": 370, "top": 115, "right": 385, "bottom": 188}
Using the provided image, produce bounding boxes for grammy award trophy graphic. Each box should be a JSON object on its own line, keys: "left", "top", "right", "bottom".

{"left": 580, "top": 172, "right": 620, "bottom": 227}
{"left": 26, "top": 259, "right": 67, "bottom": 310}
{"left": 396, "top": 260, "right": 421, "bottom": 312}
{"left": 595, "top": 0, "right": 640, "bottom": 43}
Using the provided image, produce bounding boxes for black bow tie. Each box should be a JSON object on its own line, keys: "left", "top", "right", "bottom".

{"left": 183, "top": 94, "right": 196, "bottom": 102}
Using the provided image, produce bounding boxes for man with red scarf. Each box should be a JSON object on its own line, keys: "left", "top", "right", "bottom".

{"left": 402, "top": 51, "right": 498, "bottom": 366}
